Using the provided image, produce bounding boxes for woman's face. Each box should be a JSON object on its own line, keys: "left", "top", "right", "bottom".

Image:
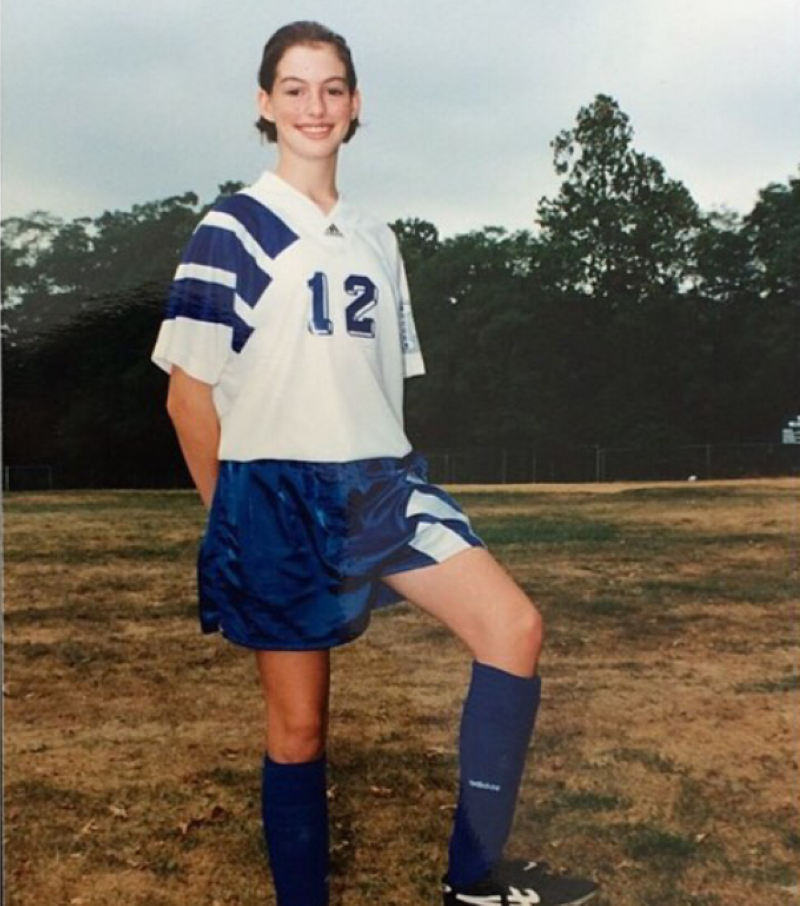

{"left": 258, "top": 42, "right": 361, "bottom": 165}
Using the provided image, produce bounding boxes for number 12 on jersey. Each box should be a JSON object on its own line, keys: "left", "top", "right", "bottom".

{"left": 307, "top": 272, "right": 378, "bottom": 338}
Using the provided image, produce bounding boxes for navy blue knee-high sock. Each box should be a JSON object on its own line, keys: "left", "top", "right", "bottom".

{"left": 261, "top": 754, "right": 329, "bottom": 906}
{"left": 446, "top": 661, "right": 542, "bottom": 887}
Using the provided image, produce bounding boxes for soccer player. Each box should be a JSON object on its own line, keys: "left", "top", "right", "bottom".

{"left": 152, "top": 21, "right": 598, "bottom": 906}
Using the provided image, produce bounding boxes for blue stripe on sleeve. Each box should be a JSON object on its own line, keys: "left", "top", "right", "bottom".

{"left": 165, "top": 278, "right": 254, "bottom": 353}
{"left": 216, "top": 193, "right": 299, "bottom": 259}
{"left": 161, "top": 192, "right": 297, "bottom": 359}
{"left": 184, "top": 225, "right": 271, "bottom": 308}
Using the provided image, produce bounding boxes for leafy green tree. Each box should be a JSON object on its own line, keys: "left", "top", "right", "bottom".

{"left": 391, "top": 217, "right": 441, "bottom": 270}
{"left": 396, "top": 224, "right": 548, "bottom": 449}
{"left": 687, "top": 172, "right": 800, "bottom": 441}
{"left": 1, "top": 212, "right": 64, "bottom": 327}
{"left": 2, "top": 192, "right": 203, "bottom": 347}
{"left": 1, "top": 190, "right": 210, "bottom": 483}
{"left": 693, "top": 210, "right": 755, "bottom": 303}
{"left": 745, "top": 169, "right": 800, "bottom": 303}
{"left": 742, "top": 170, "right": 800, "bottom": 430}
{"left": 3, "top": 143, "right": 798, "bottom": 486}
{"left": 537, "top": 94, "right": 700, "bottom": 305}
{"left": 530, "top": 95, "right": 712, "bottom": 447}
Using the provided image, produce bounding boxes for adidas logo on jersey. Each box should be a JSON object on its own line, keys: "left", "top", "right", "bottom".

{"left": 324, "top": 223, "right": 344, "bottom": 237}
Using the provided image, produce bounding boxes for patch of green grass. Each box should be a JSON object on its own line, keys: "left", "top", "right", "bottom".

{"left": 6, "top": 598, "right": 195, "bottom": 626}
{"left": 475, "top": 515, "right": 620, "bottom": 546}
{"left": 8, "top": 639, "right": 121, "bottom": 670}
{"left": 554, "top": 790, "right": 628, "bottom": 812}
{"left": 612, "top": 747, "right": 682, "bottom": 775}
{"left": 568, "top": 596, "right": 643, "bottom": 619}
{"left": 148, "top": 854, "right": 184, "bottom": 878}
{"left": 3, "top": 490, "right": 201, "bottom": 515}
{"left": 624, "top": 823, "right": 697, "bottom": 864}
{"left": 738, "top": 860, "right": 799, "bottom": 886}
{"left": 673, "top": 777, "right": 722, "bottom": 834}
{"left": 637, "top": 891, "right": 721, "bottom": 906}
{"left": 735, "top": 672, "right": 799, "bottom": 694}
{"left": 195, "top": 765, "right": 257, "bottom": 790}
{"left": 4, "top": 539, "right": 199, "bottom": 564}
{"left": 526, "top": 724, "right": 585, "bottom": 755}
{"left": 452, "top": 491, "right": 571, "bottom": 508}
{"left": 785, "top": 830, "right": 800, "bottom": 851}
{"left": 333, "top": 740, "right": 454, "bottom": 793}
{"left": 638, "top": 573, "right": 797, "bottom": 606}
{"left": 619, "top": 486, "right": 741, "bottom": 501}
{"left": 692, "top": 531, "right": 789, "bottom": 546}
{"left": 6, "top": 778, "right": 90, "bottom": 810}
{"left": 709, "top": 638, "right": 757, "bottom": 654}
{"left": 606, "top": 659, "right": 649, "bottom": 673}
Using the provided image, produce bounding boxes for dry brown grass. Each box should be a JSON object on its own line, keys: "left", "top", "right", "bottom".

{"left": 4, "top": 479, "right": 799, "bottom": 905}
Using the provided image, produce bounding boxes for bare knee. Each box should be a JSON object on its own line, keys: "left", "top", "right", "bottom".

{"left": 266, "top": 712, "right": 327, "bottom": 763}
{"left": 510, "top": 600, "right": 544, "bottom": 670}
{"left": 256, "top": 649, "right": 329, "bottom": 763}
{"left": 476, "top": 598, "right": 543, "bottom": 678}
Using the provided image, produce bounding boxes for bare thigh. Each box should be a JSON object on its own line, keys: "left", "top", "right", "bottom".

{"left": 255, "top": 649, "right": 331, "bottom": 763}
{"left": 382, "top": 547, "right": 542, "bottom": 677}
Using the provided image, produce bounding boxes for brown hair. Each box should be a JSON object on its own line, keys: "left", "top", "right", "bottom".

{"left": 255, "top": 21, "right": 360, "bottom": 143}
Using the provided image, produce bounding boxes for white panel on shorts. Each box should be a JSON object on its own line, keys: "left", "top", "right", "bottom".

{"left": 406, "top": 489, "right": 469, "bottom": 524}
{"left": 409, "top": 522, "right": 472, "bottom": 562}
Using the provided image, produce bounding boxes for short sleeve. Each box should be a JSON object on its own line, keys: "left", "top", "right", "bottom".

{"left": 392, "top": 235, "right": 426, "bottom": 379}
{"left": 151, "top": 193, "right": 297, "bottom": 385}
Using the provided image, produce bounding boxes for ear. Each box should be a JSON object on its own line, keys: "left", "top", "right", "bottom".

{"left": 257, "top": 88, "right": 274, "bottom": 123}
{"left": 351, "top": 88, "right": 362, "bottom": 122}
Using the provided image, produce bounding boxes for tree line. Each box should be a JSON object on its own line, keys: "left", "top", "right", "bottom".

{"left": 2, "top": 95, "right": 798, "bottom": 487}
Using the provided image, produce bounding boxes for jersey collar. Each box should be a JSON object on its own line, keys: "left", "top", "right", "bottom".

{"left": 252, "top": 170, "right": 350, "bottom": 232}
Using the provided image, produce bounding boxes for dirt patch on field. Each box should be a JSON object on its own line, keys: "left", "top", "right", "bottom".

{"left": 4, "top": 480, "right": 799, "bottom": 905}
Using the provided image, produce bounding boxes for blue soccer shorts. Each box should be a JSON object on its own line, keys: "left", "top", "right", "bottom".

{"left": 197, "top": 452, "right": 485, "bottom": 650}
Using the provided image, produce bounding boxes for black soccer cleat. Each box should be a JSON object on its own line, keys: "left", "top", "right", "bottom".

{"left": 442, "top": 859, "right": 599, "bottom": 906}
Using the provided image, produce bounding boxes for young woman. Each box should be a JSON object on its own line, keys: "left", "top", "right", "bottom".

{"left": 152, "top": 21, "right": 598, "bottom": 906}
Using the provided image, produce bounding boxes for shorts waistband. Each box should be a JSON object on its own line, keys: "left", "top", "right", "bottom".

{"left": 220, "top": 451, "right": 423, "bottom": 481}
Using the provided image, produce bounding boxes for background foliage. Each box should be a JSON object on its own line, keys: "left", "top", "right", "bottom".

{"left": 3, "top": 97, "right": 798, "bottom": 486}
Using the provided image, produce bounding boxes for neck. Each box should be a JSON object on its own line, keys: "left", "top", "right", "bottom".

{"left": 274, "top": 154, "right": 340, "bottom": 214}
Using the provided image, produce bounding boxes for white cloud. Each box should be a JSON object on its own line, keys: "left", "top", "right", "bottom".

{"left": 2, "top": 0, "right": 798, "bottom": 233}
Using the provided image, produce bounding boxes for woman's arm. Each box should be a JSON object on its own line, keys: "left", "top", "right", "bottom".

{"left": 166, "top": 366, "right": 221, "bottom": 509}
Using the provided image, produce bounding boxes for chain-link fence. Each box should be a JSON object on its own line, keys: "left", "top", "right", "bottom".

{"left": 424, "top": 442, "right": 800, "bottom": 485}
{"left": 5, "top": 442, "right": 799, "bottom": 491}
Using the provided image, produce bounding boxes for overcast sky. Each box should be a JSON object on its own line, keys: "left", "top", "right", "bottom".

{"left": 2, "top": 0, "right": 798, "bottom": 237}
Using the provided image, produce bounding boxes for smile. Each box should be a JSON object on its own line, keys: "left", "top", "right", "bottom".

{"left": 296, "top": 124, "right": 335, "bottom": 138}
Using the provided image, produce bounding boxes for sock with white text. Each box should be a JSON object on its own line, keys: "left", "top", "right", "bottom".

{"left": 446, "top": 661, "right": 541, "bottom": 887}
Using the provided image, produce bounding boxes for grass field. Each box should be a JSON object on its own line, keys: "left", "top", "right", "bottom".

{"left": 4, "top": 479, "right": 799, "bottom": 905}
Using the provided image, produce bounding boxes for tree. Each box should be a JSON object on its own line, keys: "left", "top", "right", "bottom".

{"left": 742, "top": 170, "right": 800, "bottom": 430}
{"left": 1, "top": 212, "right": 64, "bottom": 325}
{"left": 1, "top": 190, "right": 207, "bottom": 484}
{"left": 537, "top": 94, "right": 700, "bottom": 305}
{"left": 3, "top": 153, "right": 798, "bottom": 486}
{"left": 2, "top": 192, "right": 203, "bottom": 347}
{"left": 398, "top": 225, "right": 543, "bottom": 448}
{"left": 745, "top": 169, "right": 800, "bottom": 304}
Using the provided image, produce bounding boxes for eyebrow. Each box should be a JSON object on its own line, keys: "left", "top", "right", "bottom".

{"left": 278, "top": 75, "right": 348, "bottom": 86}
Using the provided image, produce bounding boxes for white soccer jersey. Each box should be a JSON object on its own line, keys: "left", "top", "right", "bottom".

{"left": 152, "top": 170, "right": 425, "bottom": 462}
